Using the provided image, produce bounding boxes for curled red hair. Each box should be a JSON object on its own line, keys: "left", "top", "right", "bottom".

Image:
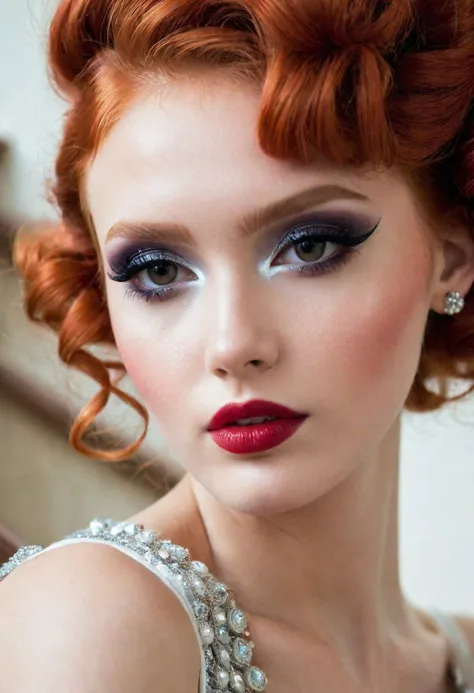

{"left": 14, "top": 0, "right": 474, "bottom": 464}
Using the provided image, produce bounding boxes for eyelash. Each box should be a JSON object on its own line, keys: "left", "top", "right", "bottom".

{"left": 108, "top": 222, "right": 378, "bottom": 304}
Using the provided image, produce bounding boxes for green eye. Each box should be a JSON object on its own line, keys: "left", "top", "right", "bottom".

{"left": 294, "top": 240, "right": 326, "bottom": 263}
{"left": 143, "top": 262, "right": 179, "bottom": 286}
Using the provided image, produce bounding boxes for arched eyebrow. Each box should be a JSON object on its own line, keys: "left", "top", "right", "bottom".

{"left": 105, "top": 183, "right": 369, "bottom": 245}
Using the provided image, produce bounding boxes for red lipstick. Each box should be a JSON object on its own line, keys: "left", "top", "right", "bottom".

{"left": 207, "top": 399, "right": 307, "bottom": 455}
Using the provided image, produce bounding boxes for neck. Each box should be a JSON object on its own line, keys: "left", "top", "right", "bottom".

{"left": 136, "top": 415, "right": 450, "bottom": 691}
{"left": 191, "top": 416, "right": 406, "bottom": 635}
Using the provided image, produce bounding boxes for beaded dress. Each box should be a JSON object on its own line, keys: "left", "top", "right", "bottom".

{"left": 1, "top": 517, "right": 473, "bottom": 692}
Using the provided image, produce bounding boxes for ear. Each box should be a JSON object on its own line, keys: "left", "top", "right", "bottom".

{"left": 430, "top": 223, "right": 474, "bottom": 314}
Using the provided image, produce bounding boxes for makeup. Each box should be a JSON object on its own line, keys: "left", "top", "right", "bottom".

{"left": 207, "top": 400, "right": 308, "bottom": 454}
{"left": 106, "top": 215, "right": 380, "bottom": 303}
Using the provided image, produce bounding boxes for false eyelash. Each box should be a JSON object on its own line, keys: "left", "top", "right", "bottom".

{"left": 107, "top": 250, "right": 191, "bottom": 283}
{"left": 107, "top": 218, "right": 380, "bottom": 303}
{"left": 273, "top": 220, "right": 379, "bottom": 259}
{"left": 291, "top": 245, "right": 362, "bottom": 277}
{"left": 119, "top": 246, "right": 362, "bottom": 304}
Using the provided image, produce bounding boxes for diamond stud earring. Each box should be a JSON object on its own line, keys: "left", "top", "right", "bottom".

{"left": 444, "top": 290, "right": 465, "bottom": 315}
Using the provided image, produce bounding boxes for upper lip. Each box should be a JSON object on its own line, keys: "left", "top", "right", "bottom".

{"left": 207, "top": 399, "right": 307, "bottom": 431}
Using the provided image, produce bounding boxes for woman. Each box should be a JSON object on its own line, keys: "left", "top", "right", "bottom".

{"left": 1, "top": 0, "right": 474, "bottom": 690}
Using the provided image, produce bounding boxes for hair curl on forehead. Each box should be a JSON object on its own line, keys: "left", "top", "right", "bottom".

{"left": 13, "top": 0, "right": 474, "bottom": 468}
{"left": 49, "top": 0, "right": 474, "bottom": 166}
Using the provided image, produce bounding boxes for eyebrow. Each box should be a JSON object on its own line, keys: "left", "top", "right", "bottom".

{"left": 105, "top": 184, "right": 369, "bottom": 245}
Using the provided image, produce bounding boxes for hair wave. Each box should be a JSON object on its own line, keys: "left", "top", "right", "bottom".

{"left": 14, "top": 0, "right": 474, "bottom": 463}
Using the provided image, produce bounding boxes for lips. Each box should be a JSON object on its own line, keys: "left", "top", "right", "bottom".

{"left": 207, "top": 399, "right": 308, "bottom": 454}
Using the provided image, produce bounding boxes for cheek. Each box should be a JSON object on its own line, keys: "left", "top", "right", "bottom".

{"left": 118, "top": 337, "right": 186, "bottom": 410}
{"left": 108, "top": 302, "right": 186, "bottom": 416}
{"left": 318, "top": 237, "right": 432, "bottom": 401}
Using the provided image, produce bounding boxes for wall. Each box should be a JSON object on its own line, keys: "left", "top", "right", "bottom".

{"left": 1, "top": 0, "right": 473, "bottom": 615}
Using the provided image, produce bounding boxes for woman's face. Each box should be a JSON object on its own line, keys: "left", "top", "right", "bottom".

{"left": 86, "top": 73, "right": 440, "bottom": 515}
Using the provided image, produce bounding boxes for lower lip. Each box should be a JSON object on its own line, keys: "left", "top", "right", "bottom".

{"left": 208, "top": 417, "right": 307, "bottom": 454}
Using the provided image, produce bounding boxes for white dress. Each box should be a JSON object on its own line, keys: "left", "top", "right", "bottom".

{"left": 1, "top": 517, "right": 473, "bottom": 692}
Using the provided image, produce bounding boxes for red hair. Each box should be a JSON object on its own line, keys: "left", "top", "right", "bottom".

{"left": 13, "top": 0, "right": 474, "bottom": 465}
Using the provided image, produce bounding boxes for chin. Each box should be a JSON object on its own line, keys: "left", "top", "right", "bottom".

{"left": 194, "top": 458, "right": 348, "bottom": 517}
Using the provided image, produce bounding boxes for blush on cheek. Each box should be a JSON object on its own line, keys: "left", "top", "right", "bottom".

{"left": 115, "top": 334, "right": 184, "bottom": 424}
{"left": 324, "top": 245, "right": 432, "bottom": 394}
{"left": 353, "top": 288, "right": 424, "bottom": 380}
{"left": 117, "top": 343, "right": 154, "bottom": 399}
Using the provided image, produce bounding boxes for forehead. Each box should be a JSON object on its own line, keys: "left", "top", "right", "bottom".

{"left": 85, "top": 73, "right": 409, "bottom": 242}
{"left": 86, "top": 76, "right": 283, "bottom": 221}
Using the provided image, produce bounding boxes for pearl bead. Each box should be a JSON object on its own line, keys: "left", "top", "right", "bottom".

{"left": 214, "top": 609, "right": 227, "bottom": 626}
{"left": 230, "top": 671, "right": 245, "bottom": 693}
{"left": 216, "top": 669, "right": 229, "bottom": 689}
{"left": 199, "top": 623, "right": 214, "bottom": 646}
{"left": 192, "top": 577, "right": 206, "bottom": 596}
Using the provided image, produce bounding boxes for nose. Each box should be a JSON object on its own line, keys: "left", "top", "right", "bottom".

{"left": 204, "top": 279, "right": 280, "bottom": 380}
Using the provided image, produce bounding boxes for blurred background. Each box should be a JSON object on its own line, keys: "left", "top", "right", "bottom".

{"left": 0, "top": 0, "right": 473, "bottom": 614}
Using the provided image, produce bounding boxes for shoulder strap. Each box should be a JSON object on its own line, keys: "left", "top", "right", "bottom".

{"left": 429, "top": 609, "right": 474, "bottom": 691}
{"left": 2, "top": 518, "right": 267, "bottom": 693}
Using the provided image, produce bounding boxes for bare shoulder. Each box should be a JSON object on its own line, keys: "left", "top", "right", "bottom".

{"left": 0, "top": 541, "right": 201, "bottom": 692}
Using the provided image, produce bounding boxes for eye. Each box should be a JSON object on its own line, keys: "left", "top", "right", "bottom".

{"left": 275, "top": 237, "right": 336, "bottom": 266}
{"left": 270, "top": 219, "right": 379, "bottom": 276}
{"left": 137, "top": 260, "right": 179, "bottom": 288}
{"left": 107, "top": 250, "right": 197, "bottom": 303}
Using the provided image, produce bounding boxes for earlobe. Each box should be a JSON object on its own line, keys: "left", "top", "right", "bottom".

{"left": 431, "top": 229, "right": 474, "bottom": 314}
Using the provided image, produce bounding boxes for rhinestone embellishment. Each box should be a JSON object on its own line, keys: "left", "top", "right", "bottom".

{"left": 444, "top": 290, "right": 465, "bottom": 315}
{"left": 234, "top": 637, "right": 253, "bottom": 665}
{"left": 246, "top": 666, "right": 268, "bottom": 691}
{"left": 0, "top": 518, "right": 268, "bottom": 692}
{"left": 1, "top": 519, "right": 471, "bottom": 693}
{"left": 229, "top": 608, "right": 248, "bottom": 634}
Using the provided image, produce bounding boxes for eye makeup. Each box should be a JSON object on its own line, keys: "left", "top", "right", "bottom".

{"left": 106, "top": 212, "right": 381, "bottom": 303}
{"left": 107, "top": 247, "right": 195, "bottom": 283}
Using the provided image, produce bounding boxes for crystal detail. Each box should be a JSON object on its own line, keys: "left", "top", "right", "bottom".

{"left": 89, "top": 519, "right": 107, "bottom": 535}
{"left": 194, "top": 601, "right": 209, "bottom": 620}
{"left": 205, "top": 648, "right": 215, "bottom": 667}
{"left": 216, "top": 625, "right": 231, "bottom": 644}
{"left": 246, "top": 666, "right": 268, "bottom": 691}
{"left": 110, "top": 522, "right": 127, "bottom": 536}
{"left": 0, "top": 546, "right": 43, "bottom": 580}
{"left": 170, "top": 545, "right": 190, "bottom": 562}
{"left": 209, "top": 580, "right": 228, "bottom": 606}
{"left": 0, "top": 518, "right": 269, "bottom": 692}
{"left": 137, "top": 531, "right": 156, "bottom": 545}
{"left": 228, "top": 608, "right": 247, "bottom": 634}
{"left": 233, "top": 637, "right": 253, "bottom": 665}
{"left": 192, "top": 560, "right": 209, "bottom": 575}
{"left": 444, "top": 290, "right": 465, "bottom": 315}
{"left": 124, "top": 523, "right": 142, "bottom": 535}
{"left": 144, "top": 551, "right": 159, "bottom": 566}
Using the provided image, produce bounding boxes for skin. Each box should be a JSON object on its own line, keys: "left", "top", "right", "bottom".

{"left": 85, "top": 71, "right": 474, "bottom": 692}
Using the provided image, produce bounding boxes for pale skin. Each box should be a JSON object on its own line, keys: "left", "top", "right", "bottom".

{"left": 2, "top": 70, "right": 474, "bottom": 692}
